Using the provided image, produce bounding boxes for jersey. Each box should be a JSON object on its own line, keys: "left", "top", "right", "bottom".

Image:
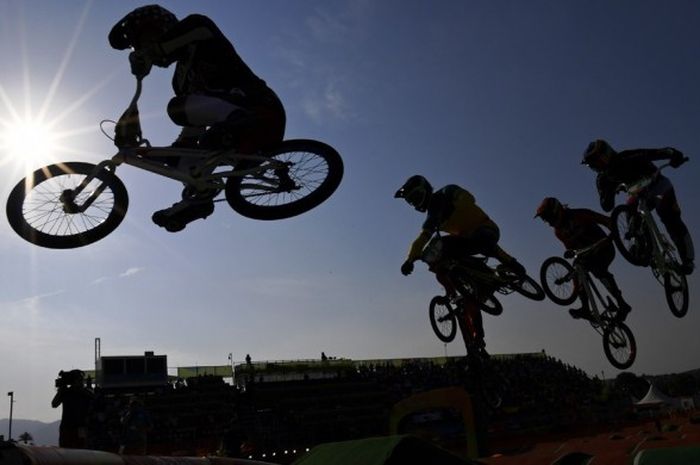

{"left": 407, "top": 185, "right": 496, "bottom": 261}
{"left": 595, "top": 148, "right": 676, "bottom": 211}
{"left": 156, "top": 15, "right": 275, "bottom": 104}
{"left": 553, "top": 208, "right": 610, "bottom": 251}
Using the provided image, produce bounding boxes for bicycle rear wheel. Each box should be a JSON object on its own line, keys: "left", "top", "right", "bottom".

{"left": 6, "top": 162, "right": 128, "bottom": 248}
{"left": 225, "top": 139, "right": 343, "bottom": 220}
{"left": 429, "top": 296, "right": 457, "bottom": 343}
{"left": 509, "top": 273, "right": 545, "bottom": 301}
{"left": 479, "top": 295, "right": 503, "bottom": 316}
{"left": 664, "top": 270, "right": 689, "bottom": 318}
{"left": 602, "top": 322, "right": 636, "bottom": 370}
{"left": 611, "top": 205, "right": 652, "bottom": 266}
{"left": 540, "top": 256, "right": 578, "bottom": 306}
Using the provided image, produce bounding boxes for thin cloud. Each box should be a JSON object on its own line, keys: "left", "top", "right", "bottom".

{"left": 16, "top": 289, "right": 65, "bottom": 305}
{"left": 119, "top": 267, "right": 144, "bottom": 278}
{"left": 302, "top": 79, "right": 350, "bottom": 124}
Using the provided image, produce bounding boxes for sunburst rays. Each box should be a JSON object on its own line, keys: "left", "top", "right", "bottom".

{"left": 0, "top": 0, "right": 119, "bottom": 176}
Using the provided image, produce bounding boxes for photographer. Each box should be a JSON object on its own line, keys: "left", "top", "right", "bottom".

{"left": 51, "top": 369, "right": 94, "bottom": 448}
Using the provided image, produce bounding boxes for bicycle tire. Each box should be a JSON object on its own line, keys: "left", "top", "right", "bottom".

{"left": 540, "top": 256, "right": 578, "bottom": 306}
{"left": 225, "top": 139, "right": 343, "bottom": 220}
{"left": 6, "top": 162, "right": 128, "bottom": 249}
{"left": 611, "top": 205, "right": 652, "bottom": 266}
{"left": 509, "top": 273, "right": 546, "bottom": 301}
{"left": 479, "top": 295, "right": 503, "bottom": 316}
{"left": 429, "top": 296, "right": 457, "bottom": 343}
{"left": 664, "top": 270, "right": 689, "bottom": 318}
{"left": 602, "top": 322, "right": 636, "bottom": 370}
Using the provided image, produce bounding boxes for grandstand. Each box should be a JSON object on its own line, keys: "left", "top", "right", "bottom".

{"left": 64, "top": 347, "right": 651, "bottom": 462}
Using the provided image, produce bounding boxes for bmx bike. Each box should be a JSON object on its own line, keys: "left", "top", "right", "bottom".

{"left": 540, "top": 239, "right": 637, "bottom": 370}
{"left": 609, "top": 159, "right": 689, "bottom": 317}
{"left": 6, "top": 77, "right": 343, "bottom": 248}
{"left": 418, "top": 234, "right": 545, "bottom": 410}
{"left": 421, "top": 233, "right": 545, "bottom": 331}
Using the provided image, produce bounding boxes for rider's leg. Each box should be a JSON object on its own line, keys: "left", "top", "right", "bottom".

{"left": 434, "top": 268, "right": 457, "bottom": 297}
{"left": 569, "top": 272, "right": 593, "bottom": 320}
{"left": 463, "top": 297, "right": 487, "bottom": 353}
{"left": 656, "top": 187, "right": 695, "bottom": 274}
{"left": 493, "top": 245, "right": 526, "bottom": 275}
{"left": 473, "top": 223, "right": 526, "bottom": 275}
{"left": 588, "top": 245, "right": 631, "bottom": 319}
{"left": 567, "top": 257, "right": 594, "bottom": 320}
{"left": 171, "top": 126, "right": 207, "bottom": 149}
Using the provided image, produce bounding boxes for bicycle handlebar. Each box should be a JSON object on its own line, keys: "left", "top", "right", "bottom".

{"left": 566, "top": 237, "right": 610, "bottom": 260}
{"left": 615, "top": 156, "right": 688, "bottom": 194}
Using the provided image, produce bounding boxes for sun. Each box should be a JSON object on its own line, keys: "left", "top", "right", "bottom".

{"left": 0, "top": 118, "right": 58, "bottom": 166}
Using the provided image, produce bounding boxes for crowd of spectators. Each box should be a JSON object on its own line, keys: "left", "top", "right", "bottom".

{"left": 57, "top": 353, "right": 694, "bottom": 459}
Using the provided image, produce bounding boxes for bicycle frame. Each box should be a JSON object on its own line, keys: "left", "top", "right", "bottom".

{"left": 562, "top": 240, "right": 618, "bottom": 334}
{"left": 62, "top": 78, "right": 289, "bottom": 212}
{"left": 621, "top": 163, "right": 681, "bottom": 283}
{"left": 422, "top": 234, "right": 514, "bottom": 298}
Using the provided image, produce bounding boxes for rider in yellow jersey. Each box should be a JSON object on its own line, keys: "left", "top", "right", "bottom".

{"left": 395, "top": 175, "right": 526, "bottom": 278}
{"left": 395, "top": 175, "right": 526, "bottom": 352}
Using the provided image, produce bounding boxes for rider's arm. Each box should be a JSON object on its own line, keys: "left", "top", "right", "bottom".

{"left": 596, "top": 174, "right": 617, "bottom": 212}
{"left": 575, "top": 208, "right": 612, "bottom": 230}
{"left": 618, "top": 148, "right": 684, "bottom": 165}
{"left": 407, "top": 229, "right": 433, "bottom": 263}
{"left": 149, "top": 15, "right": 219, "bottom": 66}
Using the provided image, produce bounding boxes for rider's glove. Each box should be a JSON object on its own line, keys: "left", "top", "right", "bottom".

{"left": 564, "top": 249, "right": 575, "bottom": 259}
{"left": 400, "top": 260, "right": 414, "bottom": 276}
{"left": 129, "top": 50, "right": 153, "bottom": 78}
{"left": 668, "top": 148, "right": 685, "bottom": 168}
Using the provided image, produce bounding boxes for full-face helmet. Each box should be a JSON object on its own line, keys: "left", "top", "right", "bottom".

{"left": 535, "top": 197, "right": 565, "bottom": 225}
{"left": 109, "top": 4, "right": 177, "bottom": 50}
{"left": 394, "top": 175, "right": 433, "bottom": 212}
{"left": 582, "top": 139, "right": 616, "bottom": 169}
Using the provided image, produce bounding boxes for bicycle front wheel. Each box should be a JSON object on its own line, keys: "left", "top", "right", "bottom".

{"left": 611, "top": 205, "right": 651, "bottom": 266}
{"left": 664, "top": 270, "right": 689, "bottom": 318}
{"left": 540, "top": 256, "right": 578, "bottom": 306}
{"left": 225, "top": 139, "right": 343, "bottom": 220}
{"left": 6, "top": 162, "right": 128, "bottom": 249}
{"left": 602, "top": 322, "right": 636, "bottom": 370}
{"left": 429, "top": 296, "right": 457, "bottom": 343}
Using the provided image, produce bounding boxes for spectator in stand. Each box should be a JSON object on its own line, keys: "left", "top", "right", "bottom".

{"left": 51, "top": 370, "right": 94, "bottom": 448}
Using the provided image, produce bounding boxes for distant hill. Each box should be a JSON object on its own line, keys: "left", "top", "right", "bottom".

{"left": 0, "top": 418, "right": 59, "bottom": 446}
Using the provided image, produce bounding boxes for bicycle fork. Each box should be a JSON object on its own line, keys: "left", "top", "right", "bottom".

{"left": 59, "top": 160, "right": 119, "bottom": 213}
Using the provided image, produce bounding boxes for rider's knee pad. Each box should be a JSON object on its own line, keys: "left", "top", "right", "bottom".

{"left": 167, "top": 96, "right": 189, "bottom": 126}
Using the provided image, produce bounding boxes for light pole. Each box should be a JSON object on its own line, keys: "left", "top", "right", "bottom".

{"left": 228, "top": 353, "right": 235, "bottom": 386}
{"left": 7, "top": 392, "right": 14, "bottom": 441}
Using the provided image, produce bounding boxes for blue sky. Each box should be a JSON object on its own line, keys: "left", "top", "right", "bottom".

{"left": 0, "top": 0, "right": 698, "bottom": 422}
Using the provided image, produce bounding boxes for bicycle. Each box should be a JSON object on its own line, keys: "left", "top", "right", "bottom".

{"left": 5, "top": 77, "right": 344, "bottom": 248}
{"left": 609, "top": 160, "right": 690, "bottom": 318}
{"left": 540, "top": 239, "right": 637, "bottom": 370}
{"left": 418, "top": 234, "right": 544, "bottom": 409}
{"left": 421, "top": 233, "right": 545, "bottom": 334}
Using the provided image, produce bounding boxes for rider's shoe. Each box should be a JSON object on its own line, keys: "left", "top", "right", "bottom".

{"left": 681, "top": 260, "right": 695, "bottom": 275}
{"left": 152, "top": 199, "right": 215, "bottom": 233}
{"left": 569, "top": 306, "right": 593, "bottom": 321}
{"left": 499, "top": 259, "right": 526, "bottom": 277}
{"left": 477, "top": 340, "right": 490, "bottom": 359}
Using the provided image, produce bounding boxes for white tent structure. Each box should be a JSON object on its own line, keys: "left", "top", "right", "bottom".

{"left": 635, "top": 382, "right": 681, "bottom": 410}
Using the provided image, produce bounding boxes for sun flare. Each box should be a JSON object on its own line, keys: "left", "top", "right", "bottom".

{"left": 1, "top": 118, "right": 58, "bottom": 165}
